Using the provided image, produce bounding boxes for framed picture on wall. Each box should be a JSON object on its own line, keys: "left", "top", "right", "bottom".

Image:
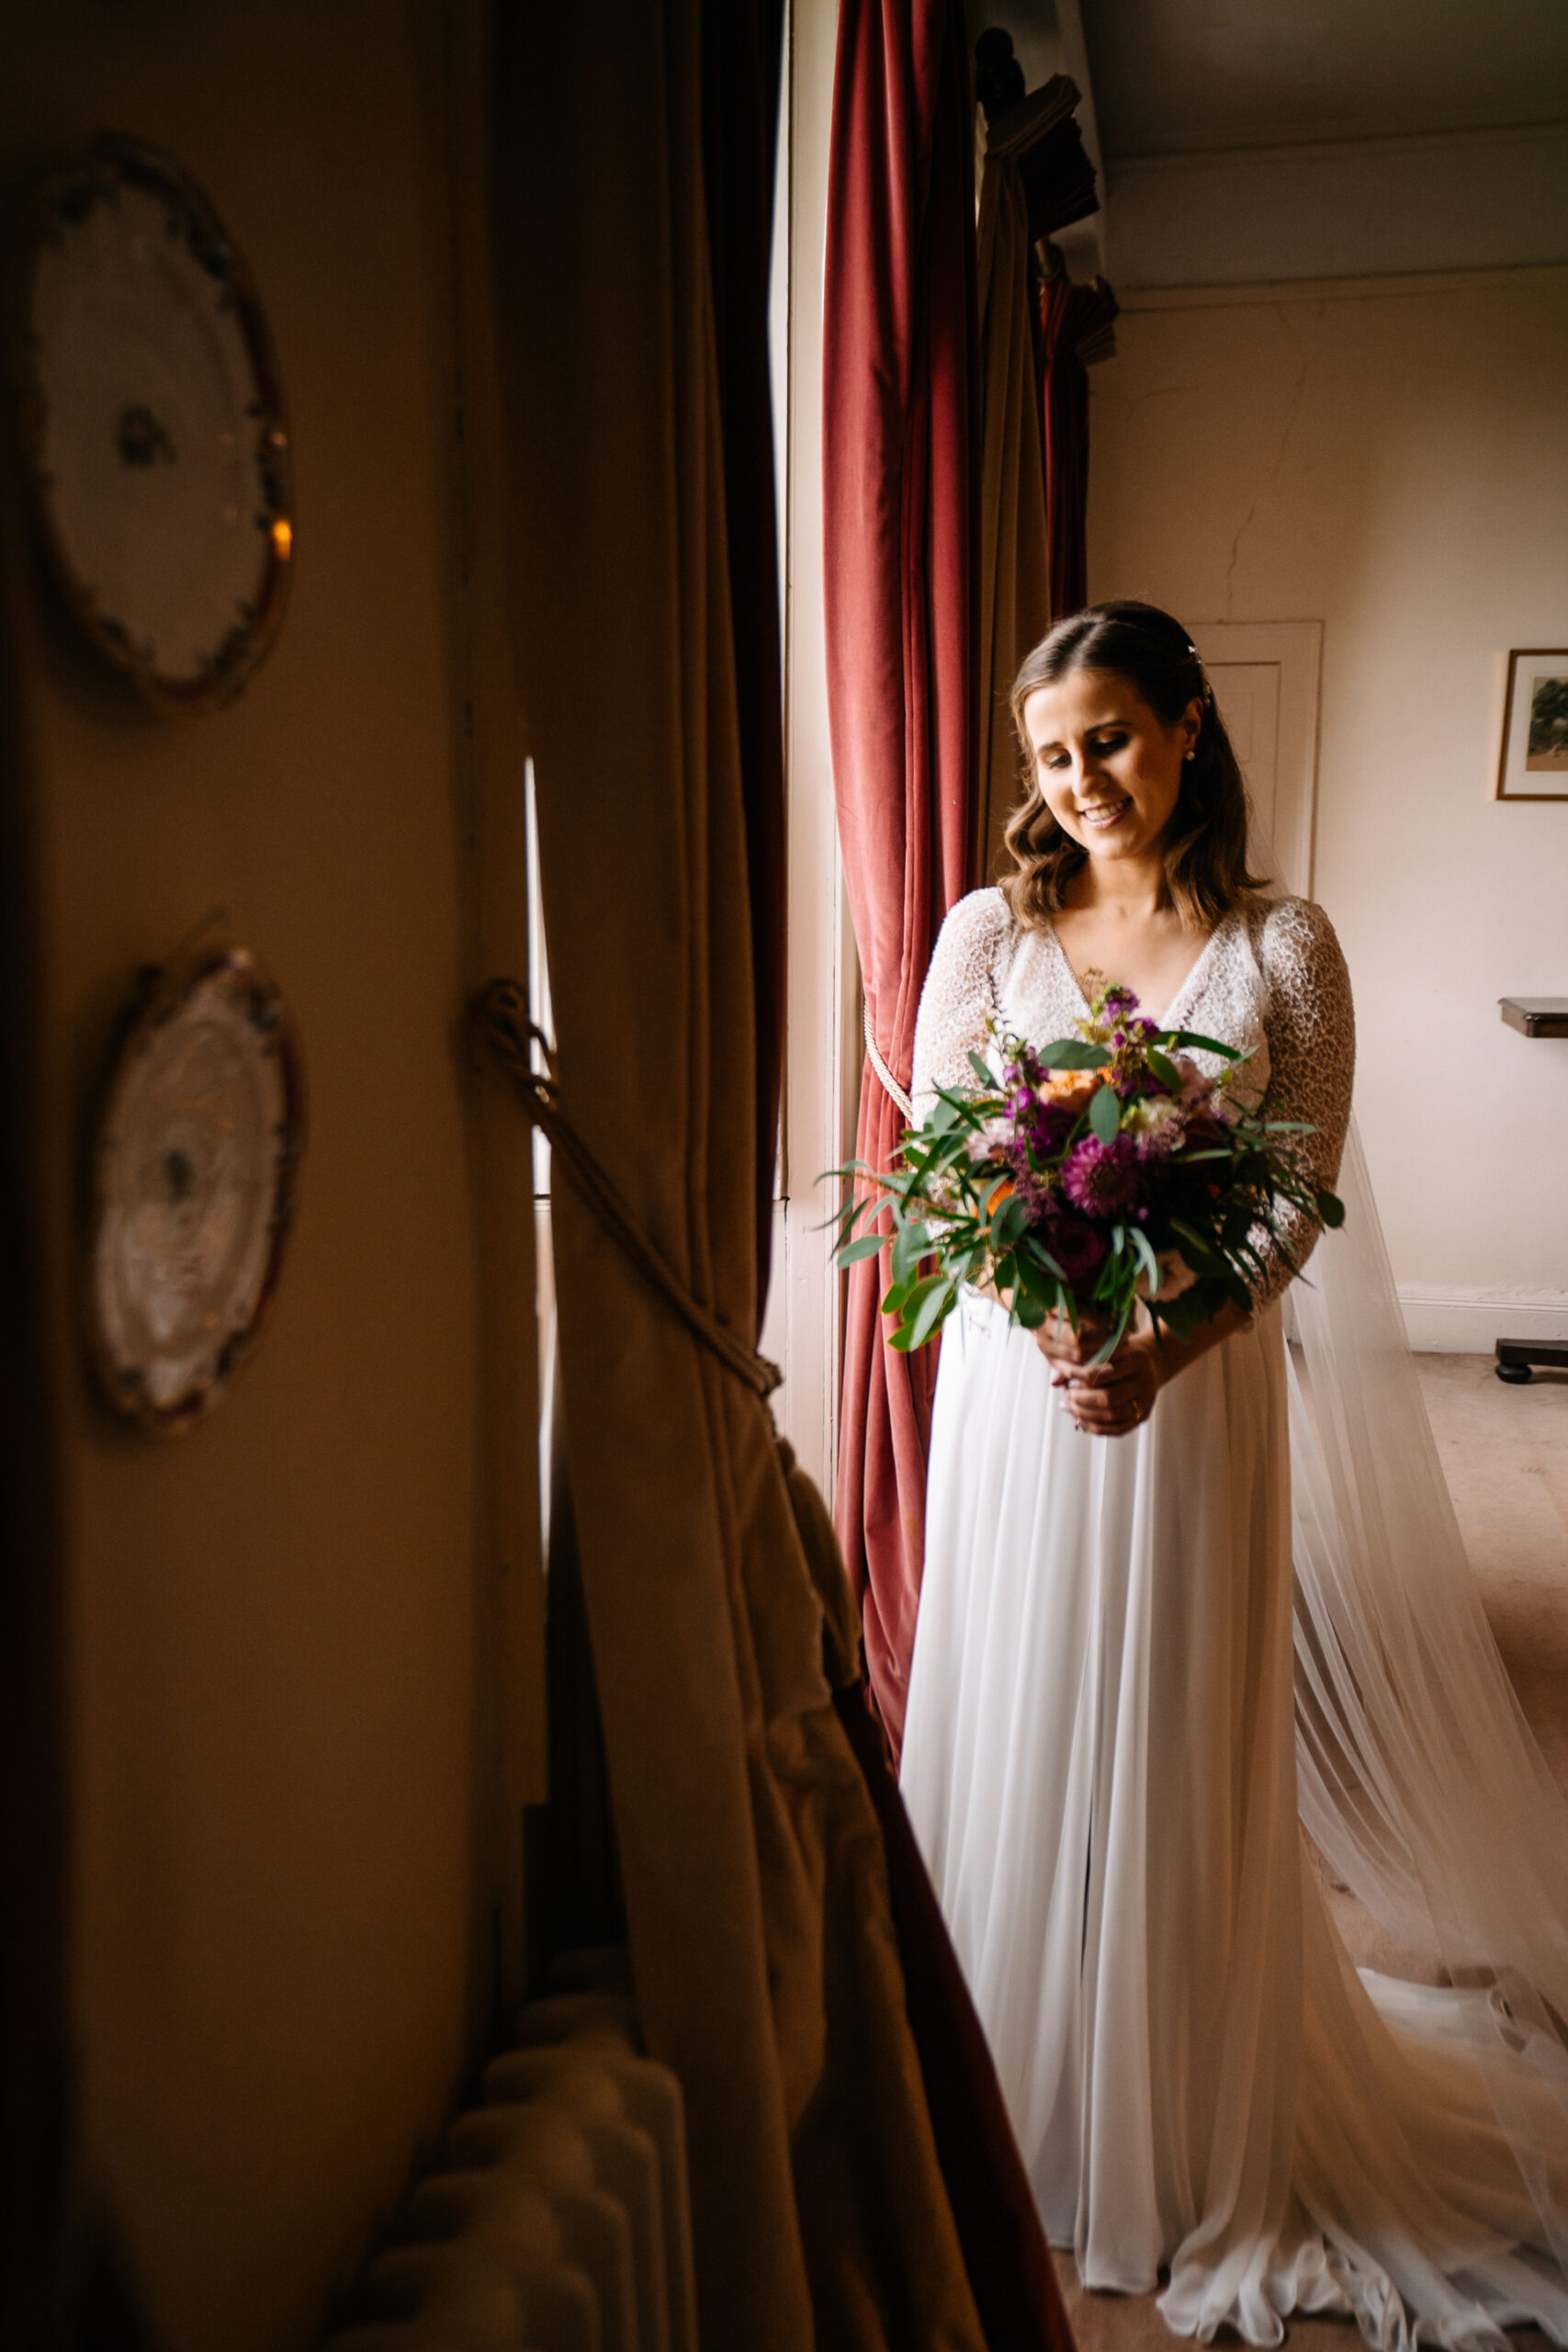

{"left": 1496, "top": 650, "right": 1568, "bottom": 800}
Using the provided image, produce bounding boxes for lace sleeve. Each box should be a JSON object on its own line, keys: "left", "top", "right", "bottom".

{"left": 909, "top": 888, "right": 1013, "bottom": 1123}
{"left": 1250, "top": 897, "right": 1356, "bottom": 1308}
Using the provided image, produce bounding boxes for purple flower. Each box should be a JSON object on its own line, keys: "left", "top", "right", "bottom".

{"left": 1015, "top": 1170, "right": 1055, "bottom": 1218}
{"left": 1021, "top": 1102, "right": 1072, "bottom": 1159}
{"left": 998, "top": 1140, "right": 1055, "bottom": 1218}
{"left": 1061, "top": 1134, "right": 1141, "bottom": 1216}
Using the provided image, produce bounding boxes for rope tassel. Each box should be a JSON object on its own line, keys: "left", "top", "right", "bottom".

{"left": 863, "top": 1000, "right": 915, "bottom": 1121}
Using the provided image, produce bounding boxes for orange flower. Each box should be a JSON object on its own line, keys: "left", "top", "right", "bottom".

{"left": 1042, "top": 1068, "right": 1105, "bottom": 1116}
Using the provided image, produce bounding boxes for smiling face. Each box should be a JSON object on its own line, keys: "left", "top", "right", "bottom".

{"left": 1021, "top": 668, "right": 1202, "bottom": 869}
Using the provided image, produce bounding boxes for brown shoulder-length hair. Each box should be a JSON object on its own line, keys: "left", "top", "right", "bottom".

{"left": 1001, "top": 600, "right": 1269, "bottom": 931}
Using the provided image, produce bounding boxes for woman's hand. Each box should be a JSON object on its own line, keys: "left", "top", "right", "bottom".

{"left": 1049, "top": 1296, "right": 1256, "bottom": 1437}
{"left": 1032, "top": 1306, "right": 1113, "bottom": 1370}
{"left": 1053, "top": 1328, "right": 1161, "bottom": 1438}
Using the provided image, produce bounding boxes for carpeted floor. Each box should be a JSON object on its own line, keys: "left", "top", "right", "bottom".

{"left": 1047, "top": 1352, "right": 1568, "bottom": 2352}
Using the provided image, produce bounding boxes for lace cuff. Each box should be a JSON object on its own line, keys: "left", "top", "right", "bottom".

{"left": 1247, "top": 898, "right": 1355, "bottom": 1309}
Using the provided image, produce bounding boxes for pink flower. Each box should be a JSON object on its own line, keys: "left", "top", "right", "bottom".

{"left": 1061, "top": 1134, "right": 1141, "bottom": 1216}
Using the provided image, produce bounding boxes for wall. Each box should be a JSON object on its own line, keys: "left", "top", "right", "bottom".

{"left": 0, "top": 4, "right": 503, "bottom": 2345}
{"left": 1107, "top": 124, "right": 1568, "bottom": 290}
{"left": 1089, "top": 263, "right": 1568, "bottom": 1340}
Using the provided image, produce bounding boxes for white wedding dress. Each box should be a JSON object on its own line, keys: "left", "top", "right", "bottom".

{"left": 899, "top": 888, "right": 1568, "bottom": 2350}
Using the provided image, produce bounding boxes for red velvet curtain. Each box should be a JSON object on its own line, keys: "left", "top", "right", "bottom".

{"left": 1039, "top": 268, "right": 1119, "bottom": 623}
{"left": 823, "top": 0, "right": 981, "bottom": 1758}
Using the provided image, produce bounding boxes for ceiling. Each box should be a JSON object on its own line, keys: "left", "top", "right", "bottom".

{"left": 1075, "top": 0, "right": 1568, "bottom": 158}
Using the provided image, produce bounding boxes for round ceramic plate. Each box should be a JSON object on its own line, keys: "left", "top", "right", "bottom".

{"left": 89, "top": 945, "right": 306, "bottom": 1433}
{"left": 11, "top": 137, "right": 292, "bottom": 711}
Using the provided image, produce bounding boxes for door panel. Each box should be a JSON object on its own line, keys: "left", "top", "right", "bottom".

{"left": 1190, "top": 620, "right": 1323, "bottom": 898}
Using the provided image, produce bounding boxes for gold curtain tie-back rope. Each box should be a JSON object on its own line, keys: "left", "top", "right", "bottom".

{"left": 863, "top": 999, "right": 914, "bottom": 1121}
{"left": 478, "top": 978, "right": 783, "bottom": 1400}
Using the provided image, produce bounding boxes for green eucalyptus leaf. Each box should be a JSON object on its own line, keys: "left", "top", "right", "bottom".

{"left": 838, "top": 1231, "right": 886, "bottom": 1266}
{"left": 890, "top": 1221, "right": 918, "bottom": 1285}
{"left": 1130, "top": 1225, "right": 1162, "bottom": 1292}
{"left": 1170, "top": 1217, "right": 1222, "bottom": 1268}
{"left": 897, "top": 1270, "right": 947, "bottom": 1319}
{"left": 1013, "top": 1252, "right": 1063, "bottom": 1308}
{"left": 1156, "top": 1283, "right": 1222, "bottom": 1339}
{"left": 908, "top": 1274, "right": 957, "bottom": 1350}
{"left": 1089, "top": 1083, "right": 1122, "bottom": 1143}
{"left": 1167, "top": 1028, "right": 1241, "bottom": 1060}
{"left": 991, "top": 1194, "right": 1031, "bottom": 1252}
{"left": 1037, "top": 1038, "right": 1111, "bottom": 1070}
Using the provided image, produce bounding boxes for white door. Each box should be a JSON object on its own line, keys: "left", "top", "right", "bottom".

{"left": 1188, "top": 620, "right": 1323, "bottom": 899}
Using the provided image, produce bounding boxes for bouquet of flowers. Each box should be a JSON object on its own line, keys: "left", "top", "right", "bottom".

{"left": 829, "top": 974, "right": 1343, "bottom": 1361}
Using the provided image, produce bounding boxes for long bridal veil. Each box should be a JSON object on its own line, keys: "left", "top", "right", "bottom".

{"left": 1287, "top": 1114, "right": 1568, "bottom": 2267}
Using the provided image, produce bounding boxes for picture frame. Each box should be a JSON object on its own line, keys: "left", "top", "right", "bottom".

{"left": 1496, "top": 650, "right": 1568, "bottom": 801}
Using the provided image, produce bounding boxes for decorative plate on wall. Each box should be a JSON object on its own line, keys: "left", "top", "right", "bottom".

{"left": 89, "top": 944, "right": 306, "bottom": 1434}
{"left": 11, "top": 135, "right": 292, "bottom": 712}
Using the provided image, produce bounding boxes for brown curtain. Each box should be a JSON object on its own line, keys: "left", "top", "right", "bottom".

{"left": 1039, "top": 263, "right": 1120, "bottom": 625}
{"left": 974, "top": 76, "right": 1110, "bottom": 883}
{"left": 488, "top": 5, "right": 993, "bottom": 2346}
{"left": 823, "top": 0, "right": 981, "bottom": 1762}
{"left": 973, "top": 82, "right": 1066, "bottom": 889}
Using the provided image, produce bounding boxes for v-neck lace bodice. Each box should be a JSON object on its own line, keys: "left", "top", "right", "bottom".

{"left": 909, "top": 886, "right": 1355, "bottom": 1306}
{"left": 1039, "top": 912, "right": 1231, "bottom": 1039}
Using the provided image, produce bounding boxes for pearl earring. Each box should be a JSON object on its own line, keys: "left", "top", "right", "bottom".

{"left": 1183, "top": 748, "right": 1196, "bottom": 762}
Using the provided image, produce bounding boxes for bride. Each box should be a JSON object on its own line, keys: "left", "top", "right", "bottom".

{"left": 898, "top": 601, "right": 1568, "bottom": 2348}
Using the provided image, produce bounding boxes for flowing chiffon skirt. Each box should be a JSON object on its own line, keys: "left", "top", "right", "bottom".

{"left": 900, "top": 1290, "right": 1568, "bottom": 2350}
